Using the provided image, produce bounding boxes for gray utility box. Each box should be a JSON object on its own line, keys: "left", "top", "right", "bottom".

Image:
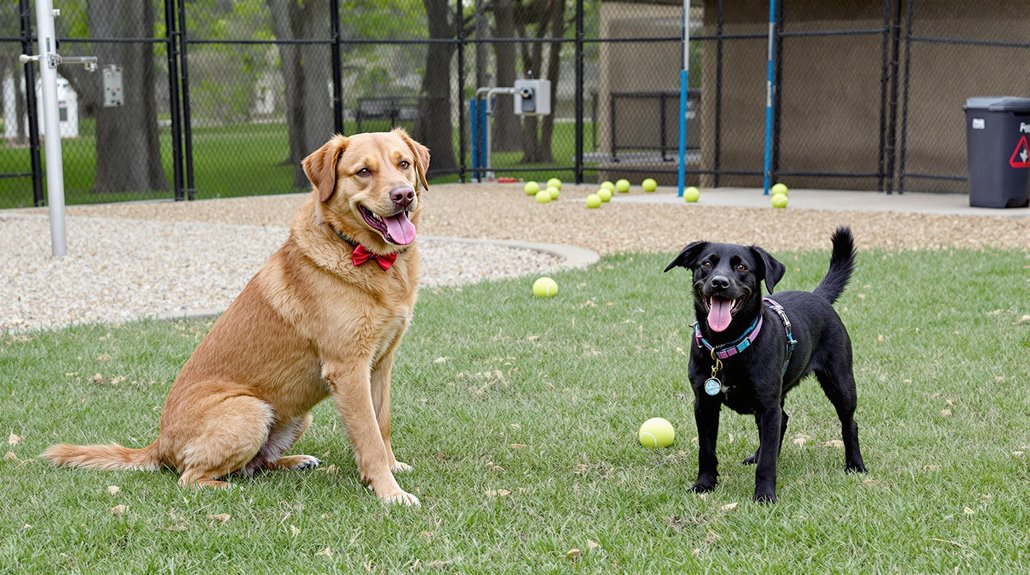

{"left": 963, "top": 97, "right": 1030, "bottom": 208}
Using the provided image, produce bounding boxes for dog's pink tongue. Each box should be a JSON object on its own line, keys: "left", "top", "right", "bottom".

{"left": 707, "top": 297, "right": 734, "bottom": 332}
{"left": 384, "top": 212, "right": 416, "bottom": 245}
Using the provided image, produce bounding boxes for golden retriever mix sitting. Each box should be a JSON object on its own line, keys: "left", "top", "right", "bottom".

{"left": 44, "top": 129, "right": 429, "bottom": 506}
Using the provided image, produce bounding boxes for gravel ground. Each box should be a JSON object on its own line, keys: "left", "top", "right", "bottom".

{"left": 3, "top": 183, "right": 1027, "bottom": 333}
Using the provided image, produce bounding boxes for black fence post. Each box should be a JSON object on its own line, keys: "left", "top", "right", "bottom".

{"left": 876, "top": 0, "right": 891, "bottom": 193}
{"left": 574, "top": 0, "right": 584, "bottom": 184}
{"left": 897, "top": 0, "right": 915, "bottom": 194}
{"left": 19, "top": 0, "right": 44, "bottom": 207}
{"left": 885, "top": 0, "right": 903, "bottom": 194}
{"left": 176, "top": 0, "right": 196, "bottom": 200}
{"left": 457, "top": 0, "right": 466, "bottom": 183}
{"left": 164, "top": 0, "right": 184, "bottom": 201}
{"left": 714, "top": 0, "right": 724, "bottom": 188}
{"left": 330, "top": 0, "right": 344, "bottom": 135}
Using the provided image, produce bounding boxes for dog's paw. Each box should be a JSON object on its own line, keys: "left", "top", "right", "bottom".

{"left": 391, "top": 460, "right": 413, "bottom": 474}
{"left": 278, "top": 455, "right": 321, "bottom": 471}
{"left": 753, "top": 490, "right": 777, "bottom": 504}
{"left": 845, "top": 461, "right": 867, "bottom": 474}
{"left": 380, "top": 490, "right": 420, "bottom": 507}
{"left": 688, "top": 479, "right": 717, "bottom": 493}
{"left": 742, "top": 451, "right": 759, "bottom": 465}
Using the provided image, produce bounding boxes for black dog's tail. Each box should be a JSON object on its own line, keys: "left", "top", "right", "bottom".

{"left": 813, "top": 226, "right": 855, "bottom": 305}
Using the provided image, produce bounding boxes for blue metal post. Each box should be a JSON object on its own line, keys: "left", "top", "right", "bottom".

{"left": 761, "top": 0, "right": 778, "bottom": 195}
{"left": 470, "top": 98, "right": 479, "bottom": 181}
{"left": 677, "top": 0, "right": 690, "bottom": 197}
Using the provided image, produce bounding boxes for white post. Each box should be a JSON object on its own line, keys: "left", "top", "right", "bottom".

{"left": 35, "top": 0, "right": 67, "bottom": 257}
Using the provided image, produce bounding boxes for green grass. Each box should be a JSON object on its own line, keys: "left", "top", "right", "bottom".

{"left": 0, "top": 119, "right": 598, "bottom": 208}
{"left": 1, "top": 248, "right": 1028, "bottom": 573}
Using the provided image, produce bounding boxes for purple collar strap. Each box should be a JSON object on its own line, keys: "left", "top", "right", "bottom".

{"left": 694, "top": 313, "right": 764, "bottom": 360}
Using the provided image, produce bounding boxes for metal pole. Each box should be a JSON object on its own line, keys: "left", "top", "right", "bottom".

{"left": 677, "top": 0, "right": 690, "bottom": 196}
{"left": 329, "top": 0, "right": 343, "bottom": 134}
{"left": 19, "top": 0, "right": 44, "bottom": 208}
{"left": 876, "top": 0, "right": 892, "bottom": 193}
{"left": 457, "top": 0, "right": 467, "bottom": 183}
{"left": 574, "top": 0, "right": 584, "bottom": 184}
{"left": 714, "top": 0, "right": 723, "bottom": 188}
{"left": 897, "top": 0, "right": 914, "bottom": 194}
{"left": 761, "top": 0, "right": 778, "bottom": 195}
{"left": 34, "top": 0, "right": 66, "bottom": 256}
{"left": 165, "top": 0, "right": 184, "bottom": 202}
{"left": 176, "top": 0, "right": 195, "bottom": 200}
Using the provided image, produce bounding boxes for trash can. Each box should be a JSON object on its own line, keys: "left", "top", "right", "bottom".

{"left": 963, "top": 97, "right": 1030, "bottom": 208}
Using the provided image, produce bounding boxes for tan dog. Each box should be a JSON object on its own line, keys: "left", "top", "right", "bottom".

{"left": 44, "top": 129, "right": 429, "bottom": 506}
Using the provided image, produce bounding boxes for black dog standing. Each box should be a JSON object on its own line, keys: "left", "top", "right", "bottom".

{"left": 665, "top": 226, "right": 867, "bottom": 503}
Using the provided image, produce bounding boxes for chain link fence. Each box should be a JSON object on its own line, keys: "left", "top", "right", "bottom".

{"left": 1, "top": 0, "right": 1027, "bottom": 208}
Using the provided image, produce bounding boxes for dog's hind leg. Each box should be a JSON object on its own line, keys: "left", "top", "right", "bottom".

{"left": 176, "top": 395, "right": 274, "bottom": 487}
{"left": 245, "top": 413, "right": 321, "bottom": 474}
{"left": 814, "top": 368, "right": 867, "bottom": 473}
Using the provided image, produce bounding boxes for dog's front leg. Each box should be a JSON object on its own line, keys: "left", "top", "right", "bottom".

{"left": 370, "top": 343, "right": 411, "bottom": 474}
{"left": 690, "top": 395, "right": 721, "bottom": 493}
{"left": 323, "top": 361, "right": 419, "bottom": 506}
{"left": 753, "top": 405, "right": 782, "bottom": 503}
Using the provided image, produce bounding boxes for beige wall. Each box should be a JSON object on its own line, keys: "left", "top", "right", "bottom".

{"left": 597, "top": 0, "right": 1029, "bottom": 191}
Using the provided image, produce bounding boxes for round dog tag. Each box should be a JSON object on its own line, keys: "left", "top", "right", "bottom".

{"left": 704, "top": 378, "right": 721, "bottom": 396}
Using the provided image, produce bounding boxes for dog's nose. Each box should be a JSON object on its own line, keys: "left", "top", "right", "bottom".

{"left": 710, "top": 275, "right": 730, "bottom": 291}
{"left": 390, "top": 186, "right": 415, "bottom": 208}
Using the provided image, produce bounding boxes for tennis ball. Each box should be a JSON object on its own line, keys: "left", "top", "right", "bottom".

{"left": 684, "top": 186, "right": 700, "bottom": 202}
{"left": 548, "top": 186, "right": 560, "bottom": 200}
{"left": 585, "top": 194, "right": 602, "bottom": 208}
{"left": 524, "top": 181, "right": 540, "bottom": 196}
{"left": 597, "top": 188, "right": 613, "bottom": 202}
{"left": 638, "top": 417, "right": 675, "bottom": 448}
{"left": 600, "top": 181, "right": 616, "bottom": 192}
{"left": 547, "top": 177, "right": 562, "bottom": 190}
{"left": 641, "top": 178, "right": 658, "bottom": 193}
{"left": 532, "top": 276, "right": 558, "bottom": 298}
{"left": 770, "top": 182, "right": 788, "bottom": 196}
{"left": 615, "top": 179, "right": 631, "bottom": 193}
{"left": 771, "top": 193, "right": 789, "bottom": 208}
{"left": 535, "top": 190, "right": 552, "bottom": 204}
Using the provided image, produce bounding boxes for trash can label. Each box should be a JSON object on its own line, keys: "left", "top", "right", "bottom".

{"left": 1010, "top": 136, "right": 1030, "bottom": 168}
{"left": 972, "top": 118, "right": 985, "bottom": 129}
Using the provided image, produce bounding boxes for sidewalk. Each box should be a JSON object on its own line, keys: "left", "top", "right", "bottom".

{"left": 611, "top": 187, "right": 1030, "bottom": 218}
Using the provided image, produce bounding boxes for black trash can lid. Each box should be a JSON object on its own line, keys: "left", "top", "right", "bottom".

{"left": 963, "top": 97, "right": 1030, "bottom": 112}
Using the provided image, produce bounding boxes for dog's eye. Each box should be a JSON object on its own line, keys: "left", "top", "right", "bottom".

{"left": 735, "top": 263, "right": 748, "bottom": 273}
{"left": 399, "top": 160, "right": 411, "bottom": 169}
{"left": 356, "top": 167, "right": 372, "bottom": 177}
{"left": 700, "top": 261, "right": 712, "bottom": 270}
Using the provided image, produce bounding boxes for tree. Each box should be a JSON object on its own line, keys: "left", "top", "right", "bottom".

{"left": 266, "top": 0, "right": 334, "bottom": 189}
{"left": 489, "top": 0, "right": 520, "bottom": 152}
{"left": 88, "top": 0, "right": 167, "bottom": 194}
{"left": 515, "top": 0, "right": 566, "bottom": 163}
{"left": 414, "top": 0, "right": 457, "bottom": 174}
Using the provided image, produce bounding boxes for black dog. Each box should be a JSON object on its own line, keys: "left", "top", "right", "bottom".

{"left": 664, "top": 226, "right": 866, "bottom": 503}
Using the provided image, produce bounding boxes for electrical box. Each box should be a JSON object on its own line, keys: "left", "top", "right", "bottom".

{"left": 102, "top": 65, "right": 123, "bottom": 107}
{"left": 514, "top": 79, "right": 551, "bottom": 116}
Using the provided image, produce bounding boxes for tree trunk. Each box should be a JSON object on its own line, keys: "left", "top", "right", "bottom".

{"left": 267, "top": 0, "right": 333, "bottom": 189}
{"left": 414, "top": 0, "right": 456, "bottom": 174}
{"left": 536, "top": 0, "right": 565, "bottom": 163}
{"left": 88, "top": 0, "right": 167, "bottom": 194}
{"left": 490, "top": 0, "right": 519, "bottom": 152}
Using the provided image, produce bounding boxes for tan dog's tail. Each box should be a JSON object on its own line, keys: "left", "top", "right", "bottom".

{"left": 42, "top": 441, "right": 161, "bottom": 472}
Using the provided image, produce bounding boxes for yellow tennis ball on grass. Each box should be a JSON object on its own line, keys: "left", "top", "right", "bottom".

{"left": 684, "top": 186, "right": 700, "bottom": 202}
{"left": 641, "top": 178, "right": 657, "bottom": 192}
{"left": 771, "top": 182, "right": 788, "bottom": 196}
{"left": 547, "top": 177, "right": 562, "bottom": 190}
{"left": 638, "top": 417, "right": 675, "bottom": 448}
{"left": 532, "top": 276, "right": 558, "bottom": 298}
{"left": 771, "top": 193, "right": 789, "bottom": 208}
{"left": 615, "top": 179, "right": 631, "bottom": 193}
{"left": 524, "top": 181, "right": 540, "bottom": 196}
{"left": 585, "top": 194, "right": 602, "bottom": 208}
{"left": 597, "top": 188, "right": 612, "bottom": 202}
{"left": 535, "top": 190, "right": 552, "bottom": 204}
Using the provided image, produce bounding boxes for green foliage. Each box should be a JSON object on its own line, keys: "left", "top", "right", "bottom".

{"left": 1, "top": 249, "right": 1027, "bottom": 572}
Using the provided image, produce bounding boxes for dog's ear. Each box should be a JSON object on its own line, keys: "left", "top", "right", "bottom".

{"left": 750, "top": 245, "right": 786, "bottom": 293}
{"left": 664, "top": 241, "right": 708, "bottom": 273}
{"left": 302, "top": 135, "right": 348, "bottom": 203}
{"left": 394, "top": 128, "right": 430, "bottom": 192}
